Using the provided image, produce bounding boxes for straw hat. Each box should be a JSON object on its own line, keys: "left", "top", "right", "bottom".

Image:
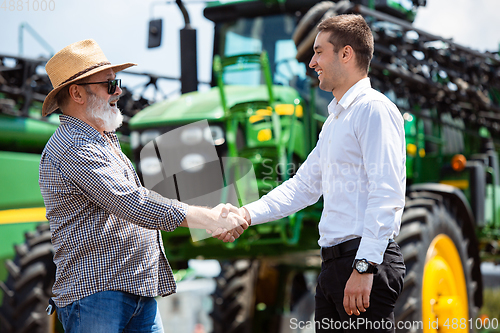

{"left": 42, "top": 39, "right": 136, "bottom": 117}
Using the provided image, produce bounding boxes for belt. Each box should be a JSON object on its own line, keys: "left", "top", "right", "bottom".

{"left": 321, "top": 238, "right": 361, "bottom": 262}
{"left": 320, "top": 238, "right": 395, "bottom": 263}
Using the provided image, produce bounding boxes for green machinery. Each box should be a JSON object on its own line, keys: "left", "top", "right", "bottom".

{"left": 1, "top": 0, "right": 500, "bottom": 332}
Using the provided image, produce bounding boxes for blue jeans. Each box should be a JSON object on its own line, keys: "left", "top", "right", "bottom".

{"left": 56, "top": 290, "right": 164, "bottom": 333}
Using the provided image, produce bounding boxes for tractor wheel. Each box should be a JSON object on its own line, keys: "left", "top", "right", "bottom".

{"left": 210, "top": 259, "right": 315, "bottom": 333}
{"left": 0, "top": 223, "right": 60, "bottom": 333}
{"left": 395, "top": 191, "right": 477, "bottom": 332}
{"left": 210, "top": 260, "right": 260, "bottom": 333}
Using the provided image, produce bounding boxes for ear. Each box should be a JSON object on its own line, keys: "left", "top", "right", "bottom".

{"left": 341, "top": 45, "right": 354, "bottom": 64}
{"left": 68, "top": 84, "right": 86, "bottom": 105}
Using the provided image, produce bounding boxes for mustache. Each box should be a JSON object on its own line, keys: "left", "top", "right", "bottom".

{"left": 87, "top": 94, "right": 123, "bottom": 132}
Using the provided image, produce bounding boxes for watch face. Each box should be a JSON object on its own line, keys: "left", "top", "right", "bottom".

{"left": 356, "top": 260, "right": 369, "bottom": 273}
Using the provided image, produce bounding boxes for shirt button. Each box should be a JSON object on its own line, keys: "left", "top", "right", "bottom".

{"left": 380, "top": 252, "right": 383, "bottom": 255}
{"left": 325, "top": 213, "right": 328, "bottom": 217}
{"left": 329, "top": 140, "right": 331, "bottom": 144}
{"left": 335, "top": 116, "right": 338, "bottom": 119}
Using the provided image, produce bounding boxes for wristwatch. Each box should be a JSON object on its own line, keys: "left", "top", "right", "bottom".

{"left": 352, "top": 259, "right": 378, "bottom": 274}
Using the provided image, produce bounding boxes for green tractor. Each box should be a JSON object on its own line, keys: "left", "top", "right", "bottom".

{"left": 0, "top": 54, "right": 60, "bottom": 332}
{"left": 1, "top": 0, "right": 500, "bottom": 332}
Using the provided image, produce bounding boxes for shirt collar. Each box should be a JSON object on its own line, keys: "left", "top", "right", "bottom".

{"left": 327, "top": 77, "right": 371, "bottom": 116}
{"left": 59, "top": 115, "right": 103, "bottom": 142}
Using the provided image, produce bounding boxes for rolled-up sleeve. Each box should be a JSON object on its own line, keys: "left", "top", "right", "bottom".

{"left": 354, "top": 100, "right": 406, "bottom": 264}
{"left": 60, "top": 144, "right": 188, "bottom": 232}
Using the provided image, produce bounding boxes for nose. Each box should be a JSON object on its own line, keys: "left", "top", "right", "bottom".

{"left": 309, "top": 55, "right": 317, "bottom": 69}
{"left": 114, "top": 86, "right": 122, "bottom": 96}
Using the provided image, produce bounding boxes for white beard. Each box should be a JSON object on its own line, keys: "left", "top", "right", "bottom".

{"left": 87, "top": 94, "right": 123, "bottom": 132}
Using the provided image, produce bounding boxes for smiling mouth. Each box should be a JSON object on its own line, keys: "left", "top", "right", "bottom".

{"left": 109, "top": 100, "right": 118, "bottom": 107}
{"left": 317, "top": 70, "right": 323, "bottom": 77}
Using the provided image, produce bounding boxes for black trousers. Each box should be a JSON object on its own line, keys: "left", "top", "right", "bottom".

{"left": 314, "top": 241, "right": 405, "bottom": 332}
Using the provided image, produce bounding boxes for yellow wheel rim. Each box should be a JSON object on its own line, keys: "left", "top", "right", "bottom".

{"left": 422, "top": 234, "right": 469, "bottom": 332}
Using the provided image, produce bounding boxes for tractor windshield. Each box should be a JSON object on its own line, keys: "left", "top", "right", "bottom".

{"left": 217, "top": 14, "right": 307, "bottom": 88}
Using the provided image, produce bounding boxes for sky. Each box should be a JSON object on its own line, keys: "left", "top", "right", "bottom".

{"left": 0, "top": 0, "right": 499, "bottom": 99}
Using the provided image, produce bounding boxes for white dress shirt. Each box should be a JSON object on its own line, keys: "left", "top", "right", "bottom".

{"left": 244, "top": 78, "right": 406, "bottom": 264}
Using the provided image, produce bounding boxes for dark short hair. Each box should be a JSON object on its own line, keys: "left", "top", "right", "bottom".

{"left": 317, "top": 14, "right": 374, "bottom": 73}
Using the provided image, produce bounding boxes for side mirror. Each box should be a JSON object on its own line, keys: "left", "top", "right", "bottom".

{"left": 148, "top": 19, "right": 163, "bottom": 48}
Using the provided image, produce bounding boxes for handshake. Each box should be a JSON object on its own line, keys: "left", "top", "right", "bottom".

{"left": 206, "top": 203, "right": 252, "bottom": 243}
{"left": 182, "top": 203, "right": 251, "bottom": 242}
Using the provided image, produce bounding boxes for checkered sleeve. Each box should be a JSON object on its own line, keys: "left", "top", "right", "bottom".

{"left": 59, "top": 143, "right": 188, "bottom": 231}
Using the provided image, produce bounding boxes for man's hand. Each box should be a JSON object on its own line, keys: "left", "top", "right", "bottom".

{"left": 181, "top": 205, "right": 248, "bottom": 243}
{"left": 343, "top": 269, "right": 374, "bottom": 316}
{"left": 207, "top": 203, "right": 251, "bottom": 242}
{"left": 207, "top": 204, "right": 249, "bottom": 242}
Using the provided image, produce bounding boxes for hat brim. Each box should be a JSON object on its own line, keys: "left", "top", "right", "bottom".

{"left": 42, "top": 62, "right": 136, "bottom": 117}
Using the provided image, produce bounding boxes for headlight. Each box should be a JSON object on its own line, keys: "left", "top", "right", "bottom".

{"left": 141, "top": 130, "right": 161, "bottom": 146}
{"left": 140, "top": 156, "right": 162, "bottom": 176}
{"left": 204, "top": 126, "right": 225, "bottom": 145}
{"left": 180, "top": 127, "right": 203, "bottom": 145}
{"left": 180, "top": 154, "right": 205, "bottom": 172}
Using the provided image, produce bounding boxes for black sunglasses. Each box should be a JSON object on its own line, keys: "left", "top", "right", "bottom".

{"left": 76, "top": 79, "right": 121, "bottom": 94}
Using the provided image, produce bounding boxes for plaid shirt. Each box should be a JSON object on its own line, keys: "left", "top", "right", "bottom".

{"left": 39, "top": 115, "right": 188, "bottom": 308}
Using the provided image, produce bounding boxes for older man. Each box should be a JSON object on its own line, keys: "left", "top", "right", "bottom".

{"left": 39, "top": 39, "right": 247, "bottom": 332}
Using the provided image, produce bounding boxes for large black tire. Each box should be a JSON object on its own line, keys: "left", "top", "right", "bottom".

{"left": 0, "top": 223, "right": 59, "bottom": 333}
{"left": 210, "top": 259, "right": 316, "bottom": 333}
{"left": 395, "top": 191, "right": 477, "bottom": 332}
{"left": 211, "top": 260, "right": 260, "bottom": 333}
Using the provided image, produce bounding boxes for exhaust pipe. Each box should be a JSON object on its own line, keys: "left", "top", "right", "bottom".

{"left": 176, "top": 0, "right": 198, "bottom": 94}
